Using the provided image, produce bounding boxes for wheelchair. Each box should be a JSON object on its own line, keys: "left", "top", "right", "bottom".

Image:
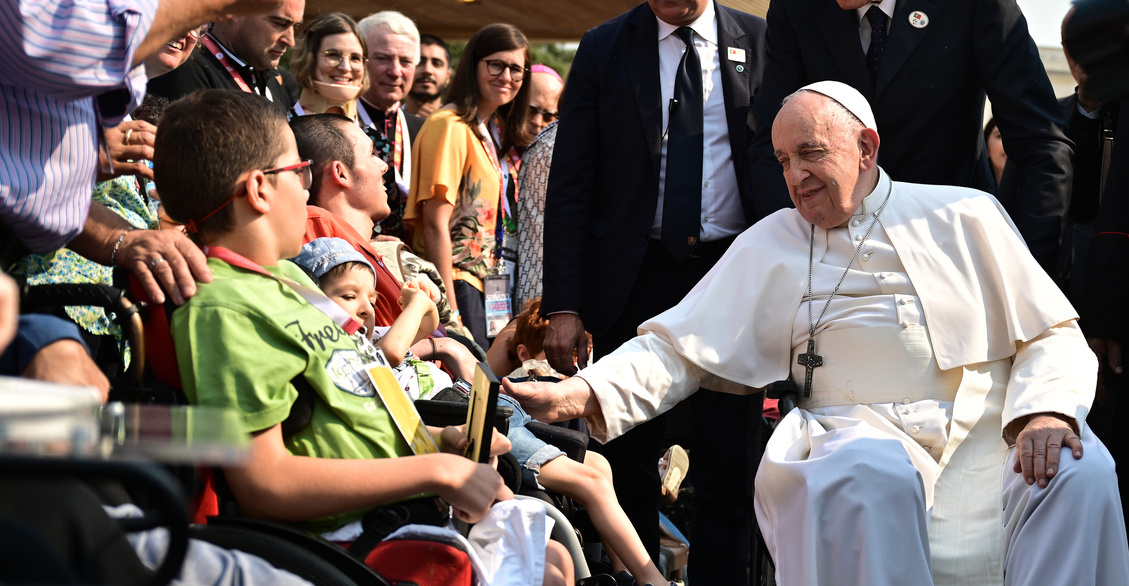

{"left": 11, "top": 280, "right": 604, "bottom": 584}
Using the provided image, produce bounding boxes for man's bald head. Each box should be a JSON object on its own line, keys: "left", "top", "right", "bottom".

{"left": 772, "top": 88, "right": 881, "bottom": 228}
{"left": 526, "top": 69, "right": 563, "bottom": 140}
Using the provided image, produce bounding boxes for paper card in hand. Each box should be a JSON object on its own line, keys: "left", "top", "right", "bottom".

{"left": 463, "top": 362, "right": 499, "bottom": 463}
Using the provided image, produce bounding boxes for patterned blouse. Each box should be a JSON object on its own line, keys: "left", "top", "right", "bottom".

{"left": 405, "top": 109, "right": 502, "bottom": 291}
{"left": 18, "top": 175, "right": 158, "bottom": 363}
{"left": 514, "top": 121, "right": 557, "bottom": 311}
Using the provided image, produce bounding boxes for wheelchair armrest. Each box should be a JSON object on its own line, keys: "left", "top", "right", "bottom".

{"left": 526, "top": 421, "right": 588, "bottom": 462}
{"left": 766, "top": 380, "right": 799, "bottom": 419}
{"left": 414, "top": 399, "right": 513, "bottom": 435}
{"left": 20, "top": 282, "right": 146, "bottom": 387}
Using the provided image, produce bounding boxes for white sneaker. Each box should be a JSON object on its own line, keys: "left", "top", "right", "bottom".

{"left": 659, "top": 444, "right": 690, "bottom": 496}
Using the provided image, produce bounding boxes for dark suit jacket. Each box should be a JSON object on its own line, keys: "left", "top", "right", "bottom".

{"left": 542, "top": 2, "right": 785, "bottom": 333}
{"left": 147, "top": 42, "right": 294, "bottom": 114}
{"left": 1080, "top": 98, "right": 1129, "bottom": 338}
{"left": 750, "top": 0, "right": 1073, "bottom": 271}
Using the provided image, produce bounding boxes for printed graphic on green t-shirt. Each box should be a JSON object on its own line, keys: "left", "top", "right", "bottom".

{"left": 173, "top": 258, "right": 415, "bottom": 533}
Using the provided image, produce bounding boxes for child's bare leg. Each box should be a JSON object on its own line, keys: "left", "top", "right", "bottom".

{"left": 538, "top": 454, "right": 667, "bottom": 585}
{"left": 544, "top": 539, "right": 573, "bottom": 586}
{"left": 582, "top": 452, "right": 626, "bottom": 572}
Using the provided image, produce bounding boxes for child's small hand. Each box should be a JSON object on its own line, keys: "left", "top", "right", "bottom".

{"left": 411, "top": 277, "right": 441, "bottom": 303}
{"left": 398, "top": 283, "right": 428, "bottom": 308}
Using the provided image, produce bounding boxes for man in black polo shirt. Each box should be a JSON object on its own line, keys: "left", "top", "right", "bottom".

{"left": 147, "top": 0, "right": 303, "bottom": 113}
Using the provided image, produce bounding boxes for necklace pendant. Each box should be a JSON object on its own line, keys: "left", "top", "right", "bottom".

{"left": 796, "top": 338, "right": 822, "bottom": 398}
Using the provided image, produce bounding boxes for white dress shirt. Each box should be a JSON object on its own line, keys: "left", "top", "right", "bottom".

{"left": 652, "top": 1, "right": 745, "bottom": 242}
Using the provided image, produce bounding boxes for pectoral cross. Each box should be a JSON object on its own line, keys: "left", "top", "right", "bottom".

{"left": 796, "top": 338, "right": 822, "bottom": 398}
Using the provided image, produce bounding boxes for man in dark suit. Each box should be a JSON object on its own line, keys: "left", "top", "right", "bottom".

{"left": 146, "top": 0, "right": 302, "bottom": 112}
{"left": 750, "top": 0, "right": 1073, "bottom": 272}
{"left": 1056, "top": 41, "right": 1119, "bottom": 307}
{"left": 540, "top": 1, "right": 789, "bottom": 582}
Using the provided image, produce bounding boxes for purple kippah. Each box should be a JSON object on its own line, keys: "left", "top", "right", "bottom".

{"left": 531, "top": 64, "right": 562, "bottom": 83}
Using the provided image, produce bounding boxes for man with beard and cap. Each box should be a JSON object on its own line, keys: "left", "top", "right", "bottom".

{"left": 508, "top": 81, "right": 1129, "bottom": 586}
{"left": 404, "top": 34, "right": 451, "bottom": 118}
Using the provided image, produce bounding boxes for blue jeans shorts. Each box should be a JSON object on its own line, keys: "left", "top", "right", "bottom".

{"left": 498, "top": 394, "right": 566, "bottom": 489}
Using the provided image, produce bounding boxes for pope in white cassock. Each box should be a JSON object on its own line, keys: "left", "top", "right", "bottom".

{"left": 505, "top": 81, "right": 1129, "bottom": 585}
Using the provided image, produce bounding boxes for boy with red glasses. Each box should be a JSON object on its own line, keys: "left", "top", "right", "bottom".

{"left": 154, "top": 90, "right": 571, "bottom": 585}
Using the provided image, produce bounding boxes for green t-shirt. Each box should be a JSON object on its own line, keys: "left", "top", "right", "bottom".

{"left": 173, "top": 257, "right": 414, "bottom": 533}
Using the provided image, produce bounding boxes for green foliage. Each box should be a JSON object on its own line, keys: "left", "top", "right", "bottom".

{"left": 448, "top": 43, "right": 576, "bottom": 80}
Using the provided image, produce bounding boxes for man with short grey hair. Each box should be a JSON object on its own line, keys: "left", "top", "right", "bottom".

{"left": 356, "top": 10, "right": 424, "bottom": 239}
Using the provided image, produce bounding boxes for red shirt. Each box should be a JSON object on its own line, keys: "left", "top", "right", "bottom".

{"left": 304, "top": 206, "right": 403, "bottom": 327}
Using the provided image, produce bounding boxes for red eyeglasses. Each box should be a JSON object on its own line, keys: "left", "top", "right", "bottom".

{"left": 186, "top": 160, "right": 313, "bottom": 233}
{"left": 263, "top": 159, "right": 313, "bottom": 190}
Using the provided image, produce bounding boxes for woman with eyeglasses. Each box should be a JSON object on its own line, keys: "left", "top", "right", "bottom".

{"left": 405, "top": 23, "right": 533, "bottom": 350}
{"left": 290, "top": 12, "right": 369, "bottom": 120}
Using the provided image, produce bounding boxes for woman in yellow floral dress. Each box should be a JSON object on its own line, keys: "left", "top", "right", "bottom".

{"left": 405, "top": 23, "right": 532, "bottom": 349}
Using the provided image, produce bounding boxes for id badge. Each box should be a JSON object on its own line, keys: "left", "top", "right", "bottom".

{"left": 485, "top": 274, "right": 512, "bottom": 338}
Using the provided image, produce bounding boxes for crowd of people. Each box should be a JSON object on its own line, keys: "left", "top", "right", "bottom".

{"left": 3, "top": 0, "right": 1129, "bottom": 583}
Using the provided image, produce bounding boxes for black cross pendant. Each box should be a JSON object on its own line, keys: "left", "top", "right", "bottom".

{"left": 796, "top": 338, "right": 822, "bottom": 398}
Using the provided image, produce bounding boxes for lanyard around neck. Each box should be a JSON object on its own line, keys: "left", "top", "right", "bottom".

{"left": 204, "top": 246, "right": 362, "bottom": 335}
{"left": 200, "top": 35, "right": 254, "bottom": 94}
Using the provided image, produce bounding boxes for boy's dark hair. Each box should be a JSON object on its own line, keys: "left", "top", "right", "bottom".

{"left": 419, "top": 33, "right": 451, "bottom": 65}
{"left": 154, "top": 90, "right": 287, "bottom": 242}
{"left": 134, "top": 95, "right": 169, "bottom": 126}
{"left": 447, "top": 23, "right": 533, "bottom": 152}
{"left": 317, "top": 260, "right": 375, "bottom": 290}
{"left": 508, "top": 298, "right": 548, "bottom": 366}
{"left": 290, "top": 114, "right": 357, "bottom": 207}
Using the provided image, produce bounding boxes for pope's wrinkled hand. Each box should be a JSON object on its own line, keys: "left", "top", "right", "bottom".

{"left": 1011, "top": 413, "right": 1083, "bottom": 488}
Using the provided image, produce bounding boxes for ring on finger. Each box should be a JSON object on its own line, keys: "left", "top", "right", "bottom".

{"left": 123, "top": 129, "right": 133, "bottom": 146}
{"left": 150, "top": 257, "right": 166, "bottom": 268}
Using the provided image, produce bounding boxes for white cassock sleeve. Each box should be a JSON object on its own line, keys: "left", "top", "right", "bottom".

{"left": 575, "top": 332, "right": 754, "bottom": 443}
{"left": 1002, "top": 319, "right": 1096, "bottom": 436}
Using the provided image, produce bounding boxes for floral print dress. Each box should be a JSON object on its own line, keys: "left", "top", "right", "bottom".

{"left": 405, "top": 109, "right": 503, "bottom": 292}
{"left": 17, "top": 175, "right": 157, "bottom": 365}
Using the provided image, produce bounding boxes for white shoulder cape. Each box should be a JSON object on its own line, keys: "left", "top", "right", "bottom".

{"left": 638, "top": 172, "right": 1078, "bottom": 388}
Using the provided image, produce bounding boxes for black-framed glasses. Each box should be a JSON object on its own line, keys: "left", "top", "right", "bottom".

{"left": 483, "top": 59, "right": 527, "bottom": 81}
{"left": 529, "top": 105, "right": 559, "bottom": 123}
{"left": 187, "top": 22, "right": 212, "bottom": 40}
{"left": 263, "top": 160, "right": 313, "bottom": 189}
{"left": 322, "top": 49, "right": 366, "bottom": 71}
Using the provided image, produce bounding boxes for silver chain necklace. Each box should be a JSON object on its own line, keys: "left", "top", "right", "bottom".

{"left": 797, "top": 180, "right": 893, "bottom": 397}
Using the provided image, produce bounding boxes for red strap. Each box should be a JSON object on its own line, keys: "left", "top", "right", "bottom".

{"left": 199, "top": 35, "right": 254, "bottom": 94}
{"left": 128, "top": 274, "right": 183, "bottom": 392}
{"left": 204, "top": 246, "right": 362, "bottom": 335}
{"left": 192, "top": 468, "right": 219, "bottom": 524}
